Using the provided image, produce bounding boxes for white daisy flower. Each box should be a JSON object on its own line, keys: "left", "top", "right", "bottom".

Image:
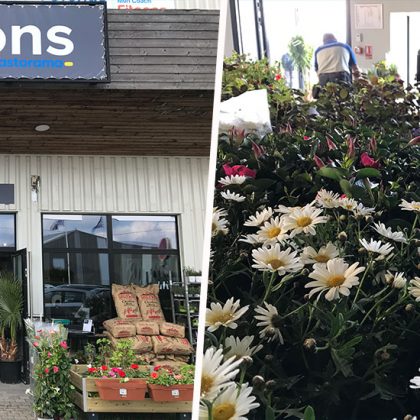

{"left": 221, "top": 190, "right": 246, "bottom": 202}
{"left": 239, "top": 234, "right": 263, "bottom": 245}
{"left": 372, "top": 222, "right": 408, "bottom": 244}
{"left": 275, "top": 204, "right": 301, "bottom": 214}
{"left": 352, "top": 203, "right": 375, "bottom": 217}
{"left": 206, "top": 298, "right": 249, "bottom": 332}
{"left": 283, "top": 205, "right": 328, "bottom": 237}
{"left": 316, "top": 189, "right": 340, "bottom": 208}
{"left": 200, "top": 347, "right": 241, "bottom": 400}
{"left": 200, "top": 383, "right": 259, "bottom": 419}
{"left": 338, "top": 197, "right": 358, "bottom": 211}
{"left": 301, "top": 242, "right": 340, "bottom": 265}
{"left": 252, "top": 244, "right": 303, "bottom": 274}
{"left": 219, "top": 175, "right": 247, "bottom": 186}
{"left": 400, "top": 199, "right": 420, "bottom": 213}
{"left": 254, "top": 302, "right": 284, "bottom": 343}
{"left": 391, "top": 272, "right": 407, "bottom": 289}
{"left": 408, "top": 277, "right": 420, "bottom": 301}
{"left": 212, "top": 208, "right": 229, "bottom": 237}
{"left": 244, "top": 207, "right": 273, "bottom": 227}
{"left": 256, "top": 216, "right": 289, "bottom": 244}
{"left": 305, "top": 258, "right": 365, "bottom": 301}
{"left": 410, "top": 370, "right": 420, "bottom": 389}
{"left": 359, "top": 238, "right": 394, "bottom": 260}
{"left": 224, "top": 335, "right": 263, "bottom": 361}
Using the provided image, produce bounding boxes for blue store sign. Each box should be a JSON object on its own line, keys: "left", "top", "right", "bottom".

{"left": 0, "top": 2, "right": 109, "bottom": 81}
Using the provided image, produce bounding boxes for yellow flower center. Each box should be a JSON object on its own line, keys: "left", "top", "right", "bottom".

{"left": 327, "top": 274, "right": 346, "bottom": 287}
{"left": 314, "top": 254, "right": 330, "bottom": 263}
{"left": 201, "top": 374, "right": 214, "bottom": 396}
{"left": 213, "top": 403, "right": 236, "bottom": 420}
{"left": 296, "top": 216, "right": 312, "bottom": 227}
{"left": 267, "top": 227, "right": 281, "bottom": 238}
{"left": 267, "top": 258, "right": 284, "bottom": 269}
{"left": 207, "top": 311, "right": 234, "bottom": 325}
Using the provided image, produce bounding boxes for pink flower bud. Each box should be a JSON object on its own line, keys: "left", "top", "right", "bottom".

{"left": 326, "top": 137, "right": 337, "bottom": 151}
{"left": 314, "top": 155, "right": 325, "bottom": 168}
{"left": 360, "top": 152, "right": 380, "bottom": 168}
{"left": 251, "top": 141, "right": 265, "bottom": 159}
{"left": 409, "top": 136, "right": 420, "bottom": 145}
{"left": 53, "top": 366, "right": 59, "bottom": 373}
{"left": 346, "top": 136, "right": 355, "bottom": 158}
{"left": 369, "top": 137, "right": 377, "bottom": 153}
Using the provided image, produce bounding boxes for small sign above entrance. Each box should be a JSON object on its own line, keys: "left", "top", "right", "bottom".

{"left": 0, "top": 3, "right": 109, "bottom": 81}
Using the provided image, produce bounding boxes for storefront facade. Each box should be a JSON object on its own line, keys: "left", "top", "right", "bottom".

{"left": 0, "top": 6, "right": 219, "bottom": 321}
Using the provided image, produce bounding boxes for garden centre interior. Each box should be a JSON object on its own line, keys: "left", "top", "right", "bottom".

{"left": 201, "top": 0, "right": 420, "bottom": 419}
{"left": 0, "top": 0, "right": 219, "bottom": 418}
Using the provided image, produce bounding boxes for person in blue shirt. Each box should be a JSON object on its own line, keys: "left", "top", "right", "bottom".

{"left": 314, "top": 33, "right": 360, "bottom": 86}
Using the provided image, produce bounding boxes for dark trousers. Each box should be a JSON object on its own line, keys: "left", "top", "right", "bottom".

{"left": 319, "top": 71, "right": 351, "bottom": 86}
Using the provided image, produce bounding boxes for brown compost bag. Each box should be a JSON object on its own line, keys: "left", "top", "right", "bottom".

{"left": 159, "top": 322, "right": 185, "bottom": 338}
{"left": 132, "top": 284, "right": 165, "bottom": 322}
{"left": 103, "top": 318, "right": 136, "bottom": 338}
{"left": 112, "top": 284, "right": 141, "bottom": 319}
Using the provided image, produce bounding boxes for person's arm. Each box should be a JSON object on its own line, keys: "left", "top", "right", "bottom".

{"left": 347, "top": 45, "right": 360, "bottom": 79}
{"left": 314, "top": 49, "right": 319, "bottom": 72}
{"left": 351, "top": 64, "right": 361, "bottom": 79}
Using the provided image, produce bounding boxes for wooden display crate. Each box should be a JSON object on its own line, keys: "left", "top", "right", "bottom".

{"left": 70, "top": 365, "right": 192, "bottom": 414}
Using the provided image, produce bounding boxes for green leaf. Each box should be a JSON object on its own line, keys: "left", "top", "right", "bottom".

{"left": 317, "top": 167, "right": 346, "bottom": 182}
{"left": 355, "top": 168, "right": 381, "bottom": 179}
{"left": 303, "top": 406, "right": 316, "bottom": 420}
{"left": 265, "top": 406, "right": 276, "bottom": 420}
{"left": 339, "top": 179, "right": 352, "bottom": 197}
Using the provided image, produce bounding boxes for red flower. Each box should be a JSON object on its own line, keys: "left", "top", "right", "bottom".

{"left": 101, "top": 365, "right": 108, "bottom": 371}
{"left": 314, "top": 155, "right": 325, "bottom": 169}
{"left": 360, "top": 152, "right": 380, "bottom": 168}
{"left": 326, "top": 137, "right": 337, "bottom": 151}
{"left": 274, "top": 73, "right": 282, "bottom": 80}
{"left": 59, "top": 341, "right": 68, "bottom": 350}
{"left": 53, "top": 366, "right": 59, "bottom": 373}
{"left": 340, "top": 194, "right": 347, "bottom": 199}
{"left": 44, "top": 368, "right": 49, "bottom": 374}
{"left": 151, "top": 372, "right": 159, "bottom": 379}
{"left": 223, "top": 164, "right": 256, "bottom": 179}
{"left": 118, "top": 370, "right": 126, "bottom": 378}
{"left": 112, "top": 367, "right": 120, "bottom": 373}
{"left": 130, "top": 364, "right": 139, "bottom": 370}
{"left": 33, "top": 342, "right": 39, "bottom": 348}
{"left": 88, "top": 367, "right": 97, "bottom": 373}
{"left": 303, "top": 136, "right": 311, "bottom": 141}
{"left": 153, "top": 365, "right": 161, "bottom": 371}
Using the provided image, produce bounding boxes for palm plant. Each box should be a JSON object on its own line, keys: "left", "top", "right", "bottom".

{"left": 0, "top": 273, "right": 23, "bottom": 360}
{"left": 288, "top": 35, "right": 313, "bottom": 91}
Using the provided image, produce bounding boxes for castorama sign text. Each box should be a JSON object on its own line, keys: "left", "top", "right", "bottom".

{"left": 0, "top": 3, "right": 108, "bottom": 81}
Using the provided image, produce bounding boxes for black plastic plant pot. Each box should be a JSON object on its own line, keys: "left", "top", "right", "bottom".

{"left": 0, "top": 360, "right": 22, "bottom": 383}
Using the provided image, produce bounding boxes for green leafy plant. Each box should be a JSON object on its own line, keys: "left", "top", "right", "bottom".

{"left": 288, "top": 35, "right": 314, "bottom": 91}
{"left": 148, "top": 364, "right": 194, "bottom": 386}
{"left": 0, "top": 273, "right": 23, "bottom": 361}
{"left": 108, "top": 339, "right": 137, "bottom": 369}
{"left": 25, "top": 320, "right": 75, "bottom": 420}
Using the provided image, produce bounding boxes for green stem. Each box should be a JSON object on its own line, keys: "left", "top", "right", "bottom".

{"left": 360, "top": 288, "right": 393, "bottom": 326}
{"left": 262, "top": 271, "right": 277, "bottom": 303}
{"left": 352, "top": 259, "right": 372, "bottom": 308}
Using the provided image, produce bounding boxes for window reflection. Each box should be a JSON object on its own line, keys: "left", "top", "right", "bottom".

{"left": 112, "top": 215, "right": 177, "bottom": 249}
{"left": 0, "top": 214, "right": 15, "bottom": 248}
{"left": 43, "top": 215, "right": 107, "bottom": 249}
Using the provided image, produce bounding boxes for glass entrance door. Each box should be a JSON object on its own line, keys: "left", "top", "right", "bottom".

{"left": 12, "top": 249, "right": 29, "bottom": 384}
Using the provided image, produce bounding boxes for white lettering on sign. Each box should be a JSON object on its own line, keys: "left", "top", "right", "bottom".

{"left": 0, "top": 25, "right": 74, "bottom": 56}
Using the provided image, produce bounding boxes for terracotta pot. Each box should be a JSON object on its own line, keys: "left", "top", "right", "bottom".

{"left": 148, "top": 383, "right": 194, "bottom": 402}
{"left": 95, "top": 378, "right": 147, "bottom": 401}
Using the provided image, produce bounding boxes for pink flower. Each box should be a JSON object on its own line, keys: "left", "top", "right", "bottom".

{"left": 53, "top": 366, "right": 59, "bottom": 373}
{"left": 33, "top": 342, "right": 39, "bottom": 348}
{"left": 326, "top": 137, "right": 337, "bottom": 151}
{"left": 47, "top": 352, "right": 52, "bottom": 358}
{"left": 346, "top": 136, "right": 355, "bottom": 158}
{"left": 44, "top": 368, "right": 49, "bottom": 374}
{"left": 314, "top": 155, "right": 325, "bottom": 169}
{"left": 223, "top": 164, "right": 256, "bottom": 178}
{"left": 409, "top": 136, "right": 420, "bottom": 145}
{"left": 59, "top": 341, "right": 68, "bottom": 350}
{"left": 112, "top": 367, "right": 120, "bottom": 373}
{"left": 251, "top": 141, "right": 266, "bottom": 159}
{"left": 360, "top": 152, "right": 380, "bottom": 168}
{"left": 303, "top": 136, "right": 311, "bottom": 141}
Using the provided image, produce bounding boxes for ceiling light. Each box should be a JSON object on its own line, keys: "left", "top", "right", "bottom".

{"left": 35, "top": 124, "right": 50, "bottom": 132}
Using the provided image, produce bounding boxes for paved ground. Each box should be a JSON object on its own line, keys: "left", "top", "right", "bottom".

{"left": 0, "top": 382, "right": 34, "bottom": 420}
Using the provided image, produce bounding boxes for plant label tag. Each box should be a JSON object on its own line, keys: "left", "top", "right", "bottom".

{"left": 171, "top": 389, "right": 180, "bottom": 397}
{"left": 119, "top": 388, "right": 127, "bottom": 397}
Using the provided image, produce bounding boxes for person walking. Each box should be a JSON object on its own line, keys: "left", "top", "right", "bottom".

{"left": 314, "top": 33, "right": 360, "bottom": 86}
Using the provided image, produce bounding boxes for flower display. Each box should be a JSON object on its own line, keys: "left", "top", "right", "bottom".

{"left": 204, "top": 55, "right": 420, "bottom": 419}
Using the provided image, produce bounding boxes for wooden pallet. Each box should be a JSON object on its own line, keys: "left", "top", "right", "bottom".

{"left": 70, "top": 365, "right": 192, "bottom": 414}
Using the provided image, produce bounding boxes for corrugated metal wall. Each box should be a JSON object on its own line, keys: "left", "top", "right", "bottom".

{"left": 0, "top": 155, "right": 209, "bottom": 316}
{"left": 174, "top": 0, "right": 220, "bottom": 10}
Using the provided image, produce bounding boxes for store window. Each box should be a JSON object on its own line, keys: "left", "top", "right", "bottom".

{"left": 42, "top": 214, "right": 180, "bottom": 327}
{"left": 0, "top": 213, "right": 16, "bottom": 272}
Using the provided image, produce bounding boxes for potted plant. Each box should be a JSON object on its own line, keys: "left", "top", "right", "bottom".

{"left": 25, "top": 320, "right": 75, "bottom": 420}
{"left": 184, "top": 266, "right": 202, "bottom": 285}
{"left": 87, "top": 339, "right": 149, "bottom": 401}
{"left": 0, "top": 273, "right": 23, "bottom": 383}
{"left": 147, "top": 364, "right": 194, "bottom": 402}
